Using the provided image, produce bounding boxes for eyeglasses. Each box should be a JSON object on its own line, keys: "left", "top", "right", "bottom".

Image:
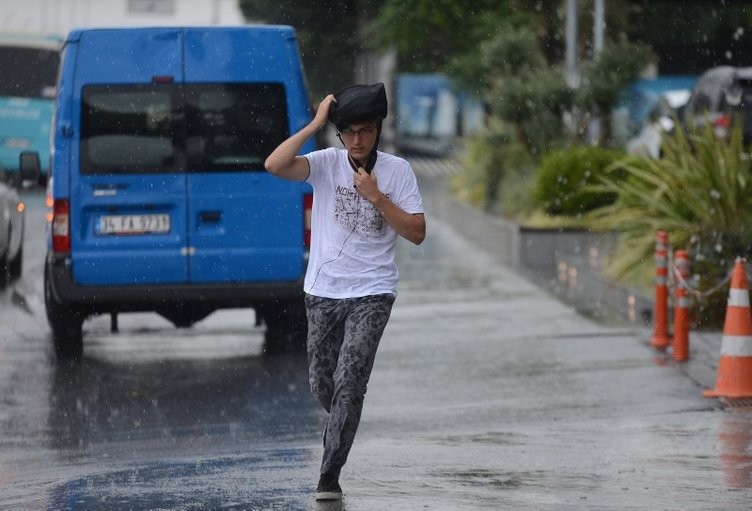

{"left": 339, "top": 126, "right": 377, "bottom": 138}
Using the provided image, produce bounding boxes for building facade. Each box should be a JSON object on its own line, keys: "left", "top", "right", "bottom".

{"left": 0, "top": 0, "right": 245, "bottom": 36}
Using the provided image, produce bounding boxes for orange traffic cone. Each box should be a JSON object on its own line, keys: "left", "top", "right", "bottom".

{"left": 650, "top": 230, "right": 672, "bottom": 350}
{"left": 704, "top": 258, "right": 752, "bottom": 398}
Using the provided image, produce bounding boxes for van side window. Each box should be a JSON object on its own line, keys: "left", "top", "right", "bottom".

{"left": 80, "top": 83, "right": 288, "bottom": 174}
{"left": 81, "top": 85, "right": 178, "bottom": 174}
{"left": 0, "top": 46, "right": 59, "bottom": 98}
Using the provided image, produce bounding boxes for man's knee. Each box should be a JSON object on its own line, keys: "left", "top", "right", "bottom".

{"left": 310, "top": 379, "right": 333, "bottom": 412}
{"left": 332, "top": 379, "right": 368, "bottom": 407}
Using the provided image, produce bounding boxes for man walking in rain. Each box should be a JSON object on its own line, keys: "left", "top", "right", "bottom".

{"left": 264, "top": 83, "right": 426, "bottom": 501}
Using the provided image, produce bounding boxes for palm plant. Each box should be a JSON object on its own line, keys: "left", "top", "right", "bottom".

{"left": 587, "top": 120, "right": 752, "bottom": 328}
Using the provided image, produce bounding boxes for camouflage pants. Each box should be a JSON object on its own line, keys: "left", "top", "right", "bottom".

{"left": 305, "top": 293, "right": 395, "bottom": 478}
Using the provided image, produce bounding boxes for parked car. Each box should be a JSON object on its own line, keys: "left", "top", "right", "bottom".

{"left": 0, "top": 152, "right": 37, "bottom": 284}
{"left": 619, "top": 76, "right": 696, "bottom": 158}
{"left": 682, "top": 65, "right": 752, "bottom": 144}
{"left": 27, "top": 26, "right": 316, "bottom": 359}
{"left": 626, "top": 88, "right": 693, "bottom": 158}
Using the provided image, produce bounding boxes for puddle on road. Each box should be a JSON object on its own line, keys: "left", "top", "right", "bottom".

{"left": 436, "top": 431, "right": 521, "bottom": 446}
{"left": 434, "top": 468, "right": 526, "bottom": 489}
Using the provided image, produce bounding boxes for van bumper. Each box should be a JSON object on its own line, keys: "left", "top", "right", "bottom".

{"left": 46, "top": 255, "right": 305, "bottom": 314}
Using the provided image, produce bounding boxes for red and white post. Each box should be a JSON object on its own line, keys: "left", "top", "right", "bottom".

{"left": 672, "top": 250, "right": 690, "bottom": 362}
{"left": 650, "top": 230, "right": 672, "bottom": 350}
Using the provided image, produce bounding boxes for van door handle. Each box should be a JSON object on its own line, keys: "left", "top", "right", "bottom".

{"left": 199, "top": 211, "right": 221, "bottom": 223}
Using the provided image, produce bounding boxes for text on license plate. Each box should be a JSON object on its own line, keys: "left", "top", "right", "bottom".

{"left": 98, "top": 214, "right": 171, "bottom": 235}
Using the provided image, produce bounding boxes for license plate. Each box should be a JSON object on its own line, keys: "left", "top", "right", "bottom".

{"left": 98, "top": 214, "right": 170, "bottom": 235}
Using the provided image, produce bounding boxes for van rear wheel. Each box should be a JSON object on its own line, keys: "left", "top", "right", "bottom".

{"left": 260, "top": 301, "right": 307, "bottom": 354}
{"left": 45, "top": 269, "right": 84, "bottom": 360}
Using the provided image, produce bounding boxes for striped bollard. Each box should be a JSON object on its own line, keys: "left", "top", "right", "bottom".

{"left": 650, "top": 230, "right": 672, "bottom": 350}
{"left": 672, "top": 250, "right": 690, "bottom": 362}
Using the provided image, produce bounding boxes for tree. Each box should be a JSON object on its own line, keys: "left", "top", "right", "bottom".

{"left": 627, "top": 0, "right": 752, "bottom": 74}
{"left": 457, "top": 25, "right": 573, "bottom": 155}
{"left": 372, "top": 0, "right": 513, "bottom": 73}
{"left": 237, "top": 0, "right": 378, "bottom": 99}
{"left": 577, "top": 39, "right": 652, "bottom": 146}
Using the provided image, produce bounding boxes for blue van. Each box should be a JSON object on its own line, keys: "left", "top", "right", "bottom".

{"left": 22, "top": 26, "right": 315, "bottom": 358}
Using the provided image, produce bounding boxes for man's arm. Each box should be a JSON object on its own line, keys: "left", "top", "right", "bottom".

{"left": 354, "top": 168, "right": 426, "bottom": 245}
{"left": 264, "top": 94, "right": 335, "bottom": 181}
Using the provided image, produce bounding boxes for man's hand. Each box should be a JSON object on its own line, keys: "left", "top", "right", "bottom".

{"left": 355, "top": 166, "right": 425, "bottom": 244}
{"left": 312, "top": 94, "right": 336, "bottom": 132}
{"left": 264, "top": 93, "right": 336, "bottom": 181}
{"left": 353, "top": 167, "right": 380, "bottom": 202}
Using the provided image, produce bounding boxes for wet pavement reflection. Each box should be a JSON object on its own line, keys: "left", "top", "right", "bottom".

{"left": 47, "top": 351, "right": 318, "bottom": 458}
{"left": 719, "top": 411, "right": 752, "bottom": 489}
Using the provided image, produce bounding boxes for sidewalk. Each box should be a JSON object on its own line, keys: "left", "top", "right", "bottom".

{"left": 424, "top": 176, "right": 726, "bottom": 398}
{"left": 356, "top": 193, "right": 752, "bottom": 509}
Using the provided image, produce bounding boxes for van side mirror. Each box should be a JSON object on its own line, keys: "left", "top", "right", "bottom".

{"left": 19, "top": 151, "right": 41, "bottom": 184}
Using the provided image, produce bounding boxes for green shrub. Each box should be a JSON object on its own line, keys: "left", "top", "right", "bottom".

{"left": 494, "top": 142, "right": 536, "bottom": 219}
{"left": 451, "top": 129, "right": 508, "bottom": 211}
{"left": 586, "top": 121, "right": 752, "bottom": 329}
{"left": 533, "top": 146, "right": 626, "bottom": 216}
{"left": 452, "top": 124, "right": 535, "bottom": 218}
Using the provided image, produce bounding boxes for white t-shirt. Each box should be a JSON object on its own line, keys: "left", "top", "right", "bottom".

{"left": 304, "top": 147, "right": 424, "bottom": 298}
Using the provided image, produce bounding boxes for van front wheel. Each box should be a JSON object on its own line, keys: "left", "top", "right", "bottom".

{"left": 9, "top": 245, "right": 22, "bottom": 281}
{"left": 0, "top": 249, "right": 8, "bottom": 287}
{"left": 45, "top": 270, "right": 84, "bottom": 360}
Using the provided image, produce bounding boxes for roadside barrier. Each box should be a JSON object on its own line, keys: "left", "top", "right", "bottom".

{"left": 672, "top": 250, "right": 690, "bottom": 362}
{"left": 650, "top": 230, "right": 746, "bottom": 362}
{"left": 648, "top": 230, "right": 735, "bottom": 364}
{"left": 645, "top": 231, "right": 752, "bottom": 399}
{"left": 703, "top": 258, "right": 752, "bottom": 399}
{"left": 650, "top": 230, "right": 672, "bottom": 350}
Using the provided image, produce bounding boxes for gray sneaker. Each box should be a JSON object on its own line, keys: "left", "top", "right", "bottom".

{"left": 315, "top": 473, "right": 342, "bottom": 501}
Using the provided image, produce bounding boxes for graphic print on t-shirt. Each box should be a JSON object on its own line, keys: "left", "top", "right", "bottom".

{"left": 334, "top": 184, "right": 386, "bottom": 237}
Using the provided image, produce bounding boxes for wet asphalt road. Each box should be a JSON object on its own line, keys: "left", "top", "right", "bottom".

{"left": 1, "top": 166, "right": 751, "bottom": 510}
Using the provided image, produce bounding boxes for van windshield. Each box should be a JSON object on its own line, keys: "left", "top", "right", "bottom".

{"left": 0, "top": 46, "right": 59, "bottom": 98}
{"left": 80, "top": 83, "right": 288, "bottom": 174}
